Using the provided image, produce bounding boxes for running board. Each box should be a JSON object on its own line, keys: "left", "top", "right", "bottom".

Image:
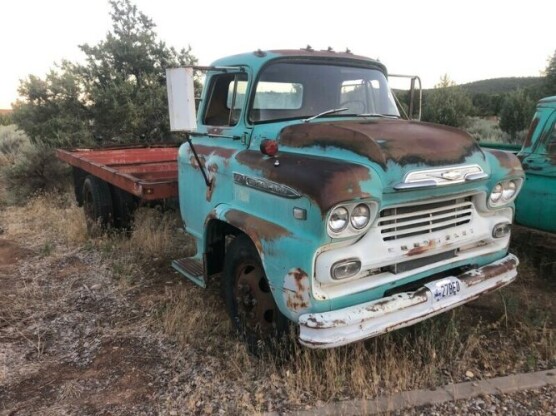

{"left": 172, "top": 258, "right": 206, "bottom": 288}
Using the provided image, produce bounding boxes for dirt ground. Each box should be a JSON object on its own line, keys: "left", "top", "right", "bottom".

{"left": 0, "top": 237, "right": 176, "bottom": 415}
{"left": 0, "top": 201, "right": 554, "bottom": 415}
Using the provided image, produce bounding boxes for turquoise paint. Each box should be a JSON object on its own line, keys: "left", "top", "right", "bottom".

{"left": 327, "top": 249, "right": 509, "bottom": 312}
{"left": 515, "top": 99, "right": 556, "bottom": 232}
{"left": 482, "top": 97, "right": 556, "bottom": 233}
{"left": 177, "top": 50, "right": 523, "bottom": 323}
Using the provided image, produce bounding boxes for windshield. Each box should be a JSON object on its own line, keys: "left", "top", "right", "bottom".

{"left": 249, "top": 61, "right": 399, "bottom": 123}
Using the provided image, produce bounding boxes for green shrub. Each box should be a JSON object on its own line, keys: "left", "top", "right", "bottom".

{"left": 0, "top": 139, "right": 70, "bottom": 205}
{"left": 466, "top": 117, "right": 505, "bottom": 143}
{"left": 465, "top": 117, "right": 528, "bottom": 145}
{"left": 0, "top": 112, "right": 12, "bottom": 126}
{"left": 0, "top": 125, "right": 30, "bottom": 166}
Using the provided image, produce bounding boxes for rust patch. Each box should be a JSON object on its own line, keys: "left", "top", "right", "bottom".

{"left": 270, "top": 49, "right": 386, "bottom": 70}
{"left": 189, "top": 155, "right": 201, "bottom": 170}
{"left": 236, "top": 151, "right": 370, "bottom": 214}
{"left": 283, "top": 268, "right": 311, "bottom": 312}
{"left": 208, "top": 127, "right": 224, "bottom": 135}
{"left": 224, "top": 209, "right": 291, "bottom": 251}
{"left": 407, "top": 240, "right": 436, "bottom": 256}
{"left": 205, "top": 177, "right": 215, "bottom": 202}
{"left": 193, "top": 144, "right": 236, "bottom": 160}
{"left": 461, "top": 257, "right": 518, "bottom": 286}
{"left": 279, "top": 119, "right": 481, "bottom": 168}
{"left": 204, "top": 210, "right": 217, "bottom": 227}
{"left": 484, "top": 149, "right": 524, "bottom": 177}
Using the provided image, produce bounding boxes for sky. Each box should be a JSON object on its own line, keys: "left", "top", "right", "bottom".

{"left": 1, "top": 0, "right": 555, "bottom": 109}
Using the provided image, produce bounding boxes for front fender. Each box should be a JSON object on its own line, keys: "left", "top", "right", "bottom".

{"left": 208, "top": 204, "right": 328, "bottom": 321}
{"left": 482, "top": 148, "right": 524, "bottom": 182}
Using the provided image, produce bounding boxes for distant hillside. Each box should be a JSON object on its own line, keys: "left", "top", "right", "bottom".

{"left": 459, "top": 77, "right": 543, "bottom": 95}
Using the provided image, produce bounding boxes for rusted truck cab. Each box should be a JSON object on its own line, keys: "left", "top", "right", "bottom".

{"left": 167, "top": 49, "right": 524, "bottom": 349}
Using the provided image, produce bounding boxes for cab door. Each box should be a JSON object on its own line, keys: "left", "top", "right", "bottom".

{"left": 178, "top": 71, "right": 249, "bottom": 240}
{"left": 516, "top": 108, "right": 556, "bottom": 232}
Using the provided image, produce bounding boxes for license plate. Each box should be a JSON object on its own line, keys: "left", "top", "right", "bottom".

{"left": 425, "top": 277, "right": 462, "bottom": 302}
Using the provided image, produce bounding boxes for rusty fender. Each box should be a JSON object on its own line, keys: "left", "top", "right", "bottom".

{"left": 482, "top": 148, "right": 524, "bottom": 179}
{"left": 298, "top": 254, "right": 518, "bottom": 348}
{"left": 223, "top": 209, "right": 291, "bottom": 257}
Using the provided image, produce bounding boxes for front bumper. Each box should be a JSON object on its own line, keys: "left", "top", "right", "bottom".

{"left": 299, "top": 253, "right": 518, "bottom": 348}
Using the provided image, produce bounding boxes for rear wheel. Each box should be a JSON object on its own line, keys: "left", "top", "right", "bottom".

{"left": 223, "top": 234, "right": 288, "bottom": 353}
{"left": 110, "top": 186, "right": 137, "bottom": 229}
{"left": 82, "top": 176, "right": 114, "bottom": 234}
{"left": 72, "top": 168, "right": 87, "bottom": 207}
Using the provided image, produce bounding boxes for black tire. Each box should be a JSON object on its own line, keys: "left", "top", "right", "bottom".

{"left": 82, "top": 176, "right": 114, "bottom": 233}
{"left": 223, "top": 234, "right": 289, "bottom": 353}
{"left": 110, "top": 186, "right": 137, "bottom": 229}
{"left": 72, "top": 168, "right": 87, "bottom": 207}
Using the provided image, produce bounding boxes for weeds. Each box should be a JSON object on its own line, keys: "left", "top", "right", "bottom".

{"left": 2, "top": 193, "right": 87, "bottom": 246}
{"left": 39, "top": 241, "right": 55, "bottom": 257}
{"left": 1, "top": 193, "right": 554, "bottom": 412}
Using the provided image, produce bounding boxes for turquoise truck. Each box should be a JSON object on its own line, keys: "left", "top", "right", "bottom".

{"left": 59, "top": 49, "right": 524, "bottom": 349}
{"left": 482, "top": 96, "right": 556, "bottom": 233}
{"left": 480, "top": 96, "right": 556, "bottom": 277}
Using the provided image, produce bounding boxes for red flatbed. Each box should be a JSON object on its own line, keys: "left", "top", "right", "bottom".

{"left": 56, "top": 144, "right": 179, "bottom": 200}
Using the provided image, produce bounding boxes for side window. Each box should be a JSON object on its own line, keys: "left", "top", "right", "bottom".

{"left": 203, "top": 73, "right": 248, "bottom": 126}
{"left": 542, "top": 121, "right": 556, "bottom": 156}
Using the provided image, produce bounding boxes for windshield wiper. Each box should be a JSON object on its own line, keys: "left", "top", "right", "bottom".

{"left": 357, "top": 113, "right": 399, "bottom": 119}
{"left": 304, "top": 108, "right": 349, "bottom": 123}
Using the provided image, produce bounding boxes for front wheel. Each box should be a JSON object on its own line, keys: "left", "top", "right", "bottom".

{"left": 223, "top": 234, "right": 289, "bottom": 353}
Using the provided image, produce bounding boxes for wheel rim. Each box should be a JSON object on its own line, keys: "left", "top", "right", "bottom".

{"left": 233, "top": 260, "right": 278, "bottom": 336}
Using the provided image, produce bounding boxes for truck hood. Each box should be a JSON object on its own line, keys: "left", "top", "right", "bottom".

{"left": 278, "top": 119, "right": 485, "bottom": 186}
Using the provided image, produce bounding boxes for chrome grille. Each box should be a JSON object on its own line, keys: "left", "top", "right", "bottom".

{"left": 378, "top": 197, "right": 473, "bottom": 241}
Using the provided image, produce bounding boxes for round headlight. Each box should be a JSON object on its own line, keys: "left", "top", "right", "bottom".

{"left": 490, "top": 183, "right": 503, "bottom": 203}
{"left": 502, "top": 180, "right": 517, "bottom": 201}
{"left": 329, "top": 207, "right": 349, "bottom": 233}
{"left": 350, "top": 204, "right": 371, "bottom": 229}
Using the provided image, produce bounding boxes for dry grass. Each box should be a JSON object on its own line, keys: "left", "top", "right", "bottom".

{"left": 126, "top": 207, "right": 194, "bottom": 260}
{"left": 154, "top": 242, "right": 555, "bottom": 407}
{"left": 1, "top": 192, "right": 554, "bottom": 412}
{"left": 156, "top": 283, "right": 554, "bottom": 408}
{"left": 2, "top": 193, "right": 87, "bottom": 246}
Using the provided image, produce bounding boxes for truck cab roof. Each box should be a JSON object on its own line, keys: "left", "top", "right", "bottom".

{"left": 538, "top": 95, "right": 556, "bottom": 106}
{"left": 211, "top": 48, "right": 388, "bottom": 74}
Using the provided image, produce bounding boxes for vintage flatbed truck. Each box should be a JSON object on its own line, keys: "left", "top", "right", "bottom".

{"left": 58, "top": 48, "right": 524, "bottom": 349}
{"left": 57, "top": 144, "right": 179, "bottom": 229}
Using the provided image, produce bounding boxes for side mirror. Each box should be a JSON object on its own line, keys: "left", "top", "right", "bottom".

{"left": 389, "top": 74, "right": 422, "bottom": 121}
{"left": 166, "top": 68, "right": 197, "bottom": 131}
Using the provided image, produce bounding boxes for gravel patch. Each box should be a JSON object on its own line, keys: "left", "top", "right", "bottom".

{"left": 396, "top": 385, "right": 556, "bottom": 415}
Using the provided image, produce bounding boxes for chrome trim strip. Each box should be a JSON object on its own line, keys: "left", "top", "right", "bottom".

{"left": 233, "top": 172, "right": 301, "bottom": 198}
{"left": 465, "top": 172, "right": 489, "bottom": 181}
{"left": 395, "top": 164, "right": 488, "bottom": 191}
{"left": 394, "top": 180, "right": 438, "bottom": 190}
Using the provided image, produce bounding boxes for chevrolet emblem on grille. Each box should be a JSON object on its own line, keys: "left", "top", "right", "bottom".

{"left": 394, "top": 164, "right": 488, "bottom": 190}
{"left": 440, "top": 171, "right": 463, "bottom": 181}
